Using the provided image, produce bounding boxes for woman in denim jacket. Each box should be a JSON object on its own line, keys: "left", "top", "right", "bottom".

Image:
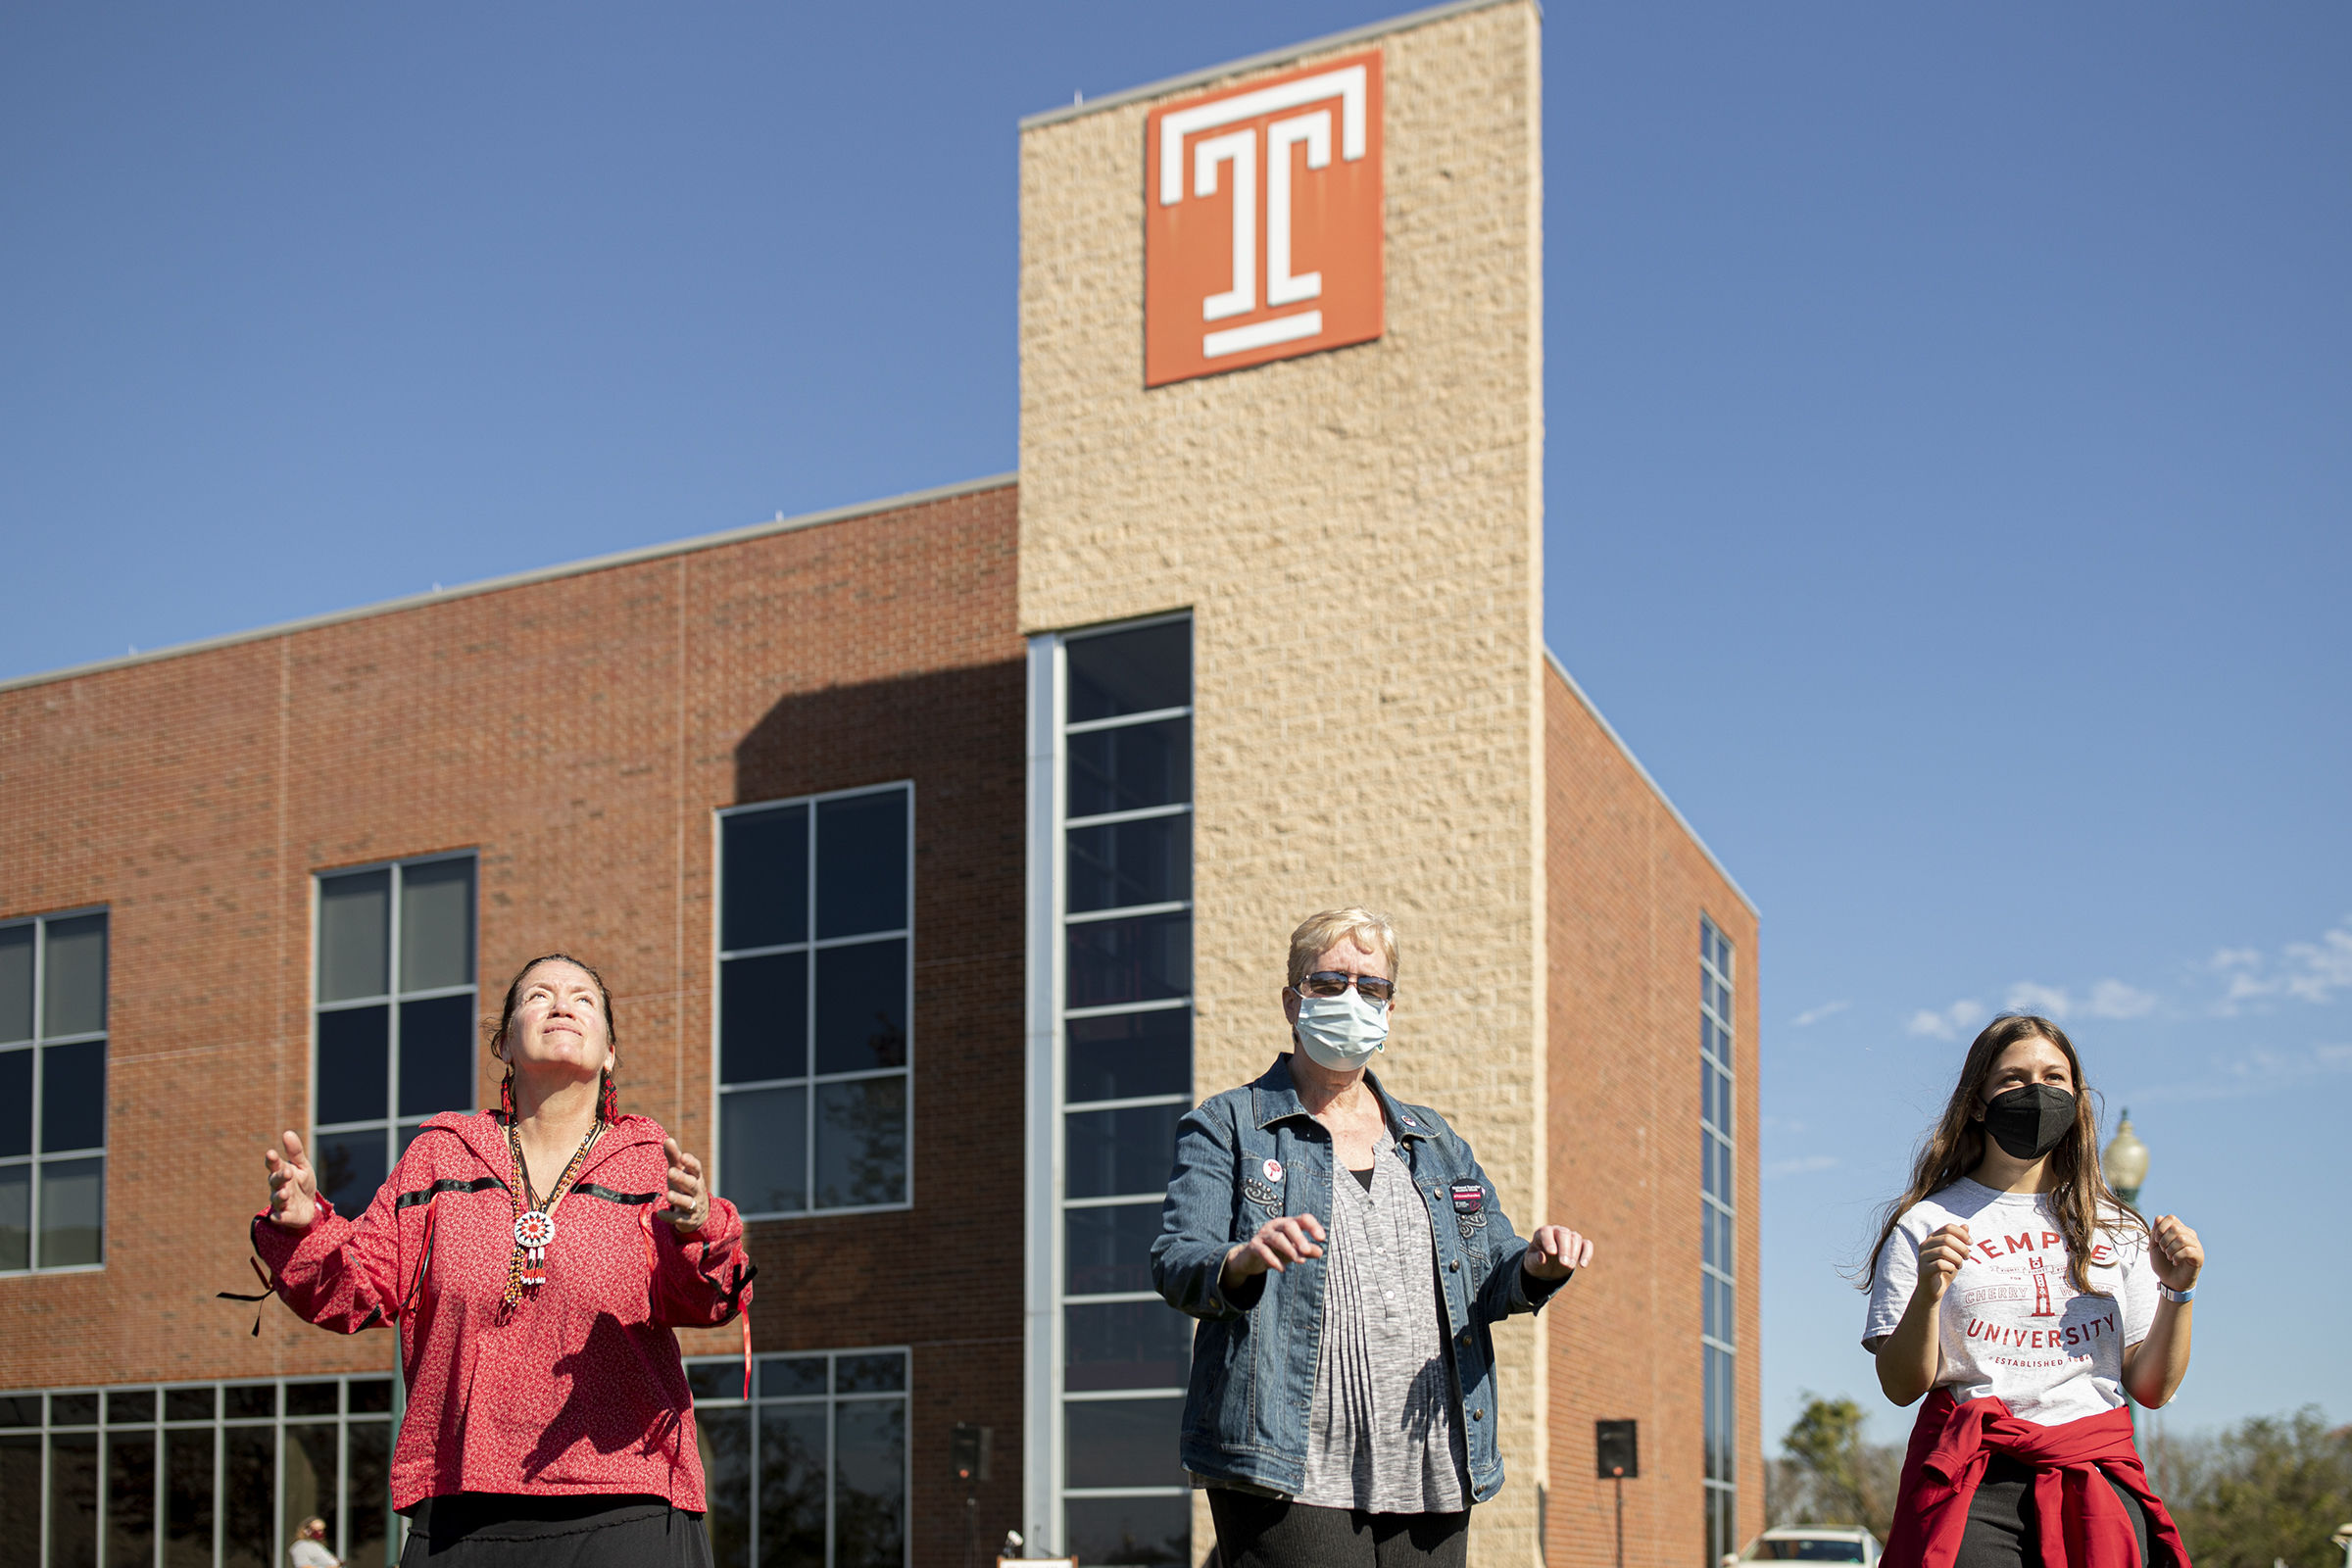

{"left": 1152, "top": 908, "right": 1592, "bottom": 1568}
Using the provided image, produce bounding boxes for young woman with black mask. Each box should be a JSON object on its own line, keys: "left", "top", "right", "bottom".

{"left": 1863, "top": 1014, "right": 2204, "bottom": 1568}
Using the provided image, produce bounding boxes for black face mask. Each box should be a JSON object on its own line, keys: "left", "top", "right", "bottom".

{"left": 1981, "top": 1083, "right": 2076, "bottom": 1161}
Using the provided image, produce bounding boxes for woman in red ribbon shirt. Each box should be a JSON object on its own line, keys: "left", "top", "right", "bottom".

{"left": 253, "top": 954, "right": 754, "bottom": 1567}
{"left": 1863, "top": 1013, "right": 2203, "bottom": 1568}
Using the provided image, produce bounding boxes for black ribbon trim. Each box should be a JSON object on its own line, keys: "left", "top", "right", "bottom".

{"left": 395, "top": 1176, "right": 504, "bottom": 1209}
{"left": 720, "top": 1261, "right": 759, "bottom": 1319}
{"left": 574, "top": 1183, "right": 661, "bottom": 1205}
{"left": 218, "top": 1253, "right": 276, "bottom": 1337}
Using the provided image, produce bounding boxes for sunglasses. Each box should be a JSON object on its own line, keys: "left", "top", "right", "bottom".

{"left": 1295, "top": 971, "right": 1395, "bottom": 1004}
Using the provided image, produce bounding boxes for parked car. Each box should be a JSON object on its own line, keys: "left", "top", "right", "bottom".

{"left": 1730, "top": 1527, "right": 1884, "bottom": 1566}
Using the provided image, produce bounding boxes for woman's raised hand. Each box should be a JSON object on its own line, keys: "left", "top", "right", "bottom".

{"left": 1918, "top": 1221, "right": 1973, "bottom": 1298}
{"left": 264, "top": 1131, "right": 318, "bottom": 1233}
{"left": 2149, "top": 1214, "right": 2204, "bottom": 1293}
{"left": 1522, "top": 1224, "right": 1593, "bottom": 1281}
{"left": 1222, "top": 1213, "right": 1327, "bottom": 1286}
{"left": 660, "top": 1137, "right": 710, "bottom": 1234}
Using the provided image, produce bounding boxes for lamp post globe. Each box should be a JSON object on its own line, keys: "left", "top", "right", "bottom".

{"left": 2102, "top": 1109, "right": 2148, "bottom": 1207}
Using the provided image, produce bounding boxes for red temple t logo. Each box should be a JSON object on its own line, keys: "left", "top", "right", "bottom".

{"left": 1144, "top": 51, "right": 1384, "bottom": 387}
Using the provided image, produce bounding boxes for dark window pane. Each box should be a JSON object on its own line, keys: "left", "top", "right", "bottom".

{"left": 221, "top": 1425, "right": 273, "bottom": 1568}
{"left": 286, "top": 1383, "right": 338, "bottom": 1417}
{"left": 50, "top": 1394, "right": 98, "bottom": 1426}
{"left": 1065, "top": 1494, "right": 1190, "bottom": 1568}
{"left": 720, "top": 1085, "right": 806, "bottom": 1215}
{"left": 1067, "top": 814, "right": 1191, "bottom": 913}
{"left": 1066, "top": 1299, "right": 1192, "bottom": 1392}
{"left": 166, "top": 1426, "right": 216, "bottom": 1568}
{"left": 317, "top": 1005, "right": 390, "bottom": 1125}
{"left": 1067, "top": 621, "right": 1190, "bottom": 722}
{"left": 1066, "top": 1104, "right": 1180, "bottom": 1200}
{"left": 813, "top": 939, "right": 906, "bottom": 1075}
{"left": 1067, "top": 1201, "right": 1164, "bottom": 1298}
{"left": 834, "top": 1399, "right": 906, "bottom": 1568}
{"left": 0, "top": 927, "right": 29, "bottom": 1044}
{"left": 42, "top": 915, "right": 107, "bottom": 1039}
{"left": 1066, "top": 1008, "right": 1191, "bottom": 1104}
{"left": 348, "top": 1378, "right": 393, "bottom": 1414}
{"left": 0, "top": 1396, "right": 36, "bottom": 1427}
{"left": 399, "top": 994, "right": 476, "bottom": 1118}
{"left": 318, "top": 871, "right": 390, "bottom": 1004}
{"left": 166, "top": 1388, "right": 215, "bottom": 1422}
{"left": 317, "top": 1130, "right": 388, "bottom": 1219}
{"left": 835, "top": 1353, "right": 906, "bottom": 1394}
{"left": 40, "top": 1040, "right": 105, "bottom": 1153}
{"left": 813, "top": 1076, "right": 906, "bottom": 1209}
{"left": 347, "top": 1420, "right": 392, "bottom": 1568}
{"left": 686, "top": 1361, "right": 736, "bottom": 1404}
{"left": 107, "top": 1389, "right": 155, "bottom": 1424}
{"left": 1068, "top": 717, "right": 1192, "bottom": 818}
{"left": 1067, "top": 913, "right": 1190, "bottom": 1009}
{"left": 0, "top": 1435, "right": 41, "bottom": 1568}
{"left": 283, "top": 1424, "right": 338, "bottom": 1560}
{"left": 37, "top": 1156, "right": 103, "bottom": 1266}
{"left": 719, "top": 954, "right": 807, "bottom": 1085}
{"left": 50, "top": 1432, "right": 98, "bottom": 1568}
{"left": 223, "top": 1385, "right": 275, "bottom": 1420}
{"left": 759, "top": 1357, "right": 826, "bottom": 1398}
{"left": 696, "top": 1406, "right": 751, "bottom": 1568}
{"left": 1064, "top": 1396, "right": 1184, "bottom": 1489}
{"left": 399, "top": 858, "right": 475, "bottom": 992}
{"left": 107, "top": 1430, "right": 156, "bottom": 1568}
{"left": 816, "top": 791, "right": 907, "bottom": 939}
{"left": 758, "top": 1404, "right": 827, "bottom": 1568}
{"left": 0, "top": 1167, "right": 24, "bottom": 1272}
{"left": 721, "top": 804, "right": 808, "bottom": 954}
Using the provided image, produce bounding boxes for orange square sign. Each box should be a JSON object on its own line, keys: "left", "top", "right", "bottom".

{"left": 1144, "top": 51, "right": 1384, "bottom": 388}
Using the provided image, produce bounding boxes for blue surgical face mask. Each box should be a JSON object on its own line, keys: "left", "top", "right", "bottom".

{"left": 1292, "top": 987, "right": 1390, "bottom": 1071}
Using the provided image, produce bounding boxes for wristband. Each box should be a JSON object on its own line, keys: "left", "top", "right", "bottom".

{"left": 2159, "top": 1284, "right": 2194, "bottom": 1303}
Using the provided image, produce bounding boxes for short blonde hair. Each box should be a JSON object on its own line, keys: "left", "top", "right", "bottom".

{"left": 1287, "top": 907, "right": 1399, "bottom": 989}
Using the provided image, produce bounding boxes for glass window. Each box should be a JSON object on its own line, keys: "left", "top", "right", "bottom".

{"left": 1701, "top": 918, "right": 1738, "bottom": 1560}
{"left": 313, "top": 857, "right": 478, "bottom": 1219}
{"left": 686, "top": 1348, "right": 910, "bottom": 1568}
{"left": 717, "top": 785, "right": 912, "bottom": 1217}
{"left": 0, "top": 909, "right": 111, "bottom": 1273}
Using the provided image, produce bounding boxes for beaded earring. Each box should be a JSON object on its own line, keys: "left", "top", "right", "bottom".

{"left": 599, "top": 1068, "right": 618, "bottom": 1124}
{"left": 500, "top": 1064, "right": 515, "bottom": 1121}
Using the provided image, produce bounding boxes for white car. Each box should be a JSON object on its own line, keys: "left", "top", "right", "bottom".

{"left": 1732, "top": 1527, "right": 1884, "bottom": 1566}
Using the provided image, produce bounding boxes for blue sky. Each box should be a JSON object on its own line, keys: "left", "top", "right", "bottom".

{"left": 4, "top": 3, "right": 2346, "bottom": 1453}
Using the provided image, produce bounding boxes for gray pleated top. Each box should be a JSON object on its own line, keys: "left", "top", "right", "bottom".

{"left": 1295, "top": 1129, "right": 1470, "bottom": 1513}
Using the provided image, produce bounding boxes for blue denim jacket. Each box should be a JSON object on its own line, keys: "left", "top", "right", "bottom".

{"left": 1151, "top": 1054, "right": 1563, "bottom": 1503}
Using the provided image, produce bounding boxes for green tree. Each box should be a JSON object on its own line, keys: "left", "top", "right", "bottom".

{"left": 2165, "top": 1408, "right": 2352, "bottom": 1568}
{"left": 1772, "top": 1395, "right": 1902, "bottom": 1543}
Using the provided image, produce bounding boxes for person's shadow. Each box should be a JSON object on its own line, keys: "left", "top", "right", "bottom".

{"left": 526, "top": 1312, "right": 686, "bottom": 1477}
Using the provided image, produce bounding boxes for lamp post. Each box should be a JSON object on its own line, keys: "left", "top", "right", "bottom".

{"left": 2102, "top": 1108, "right": 2148, "bottom": 1207}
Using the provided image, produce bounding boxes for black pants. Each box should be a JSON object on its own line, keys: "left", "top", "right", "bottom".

{"left": 1952, "top": 1456, "right": 2154, "bottom": 1568}
{"left": 400, "top": 1494, "right": 712, "bottom": 1568}
{"left": 1207, "top": 1488, "right": 1470, "bottom": 1568}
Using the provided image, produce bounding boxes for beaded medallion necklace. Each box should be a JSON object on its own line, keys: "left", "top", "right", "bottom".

{"left": 504, "top": 1115, "right": 602, "bottom": 1305}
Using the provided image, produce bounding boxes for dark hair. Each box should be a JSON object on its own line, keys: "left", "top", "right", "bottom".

{"left": 1862, "top": 1013, "right": 2142, "bottom": 1296}
{"left": 491, "top": 954, "right": 619, "bottom": 1060}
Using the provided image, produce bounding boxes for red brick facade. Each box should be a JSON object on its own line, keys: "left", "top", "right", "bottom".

{"left": 1544, "top": 662, "right": 1764, "bottom": 1568}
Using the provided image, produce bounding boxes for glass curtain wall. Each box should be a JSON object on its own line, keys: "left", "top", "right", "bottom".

{"left": 312, "top": 857, "right": 477, "bottom": 1218}
{"left": 1700, "top": 918, "right": 1738, "bottom": 1566}
{"left": 685, "top": 1349, "right": 909, "bottom": 1568}
{"left": 1028, "top": 616, "right": 1195, "bottom": 1567}
{"left": 0, "top": 1375, "right": 395, "bottom": 1568}
{"left": 0, "top": 909, "right": 109, "bottom": 1274}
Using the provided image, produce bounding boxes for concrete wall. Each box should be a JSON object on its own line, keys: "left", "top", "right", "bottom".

{"left": 1018, "top": 3, "right": 1548, "bottom": 1560}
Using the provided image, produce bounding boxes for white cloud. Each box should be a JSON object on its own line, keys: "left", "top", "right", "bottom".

{"left": 1907, "top": 1000, "right": 1985, "bottom": 1041}
{"left": 1791, "top": 1000, "right": 1850, "bottom": 1028}
{"left": 2005, "top": 982, "right": 2072, "bottom": 1018}
{"left": 2209, "top": 918, "right": 2352, "bottom": 1012}
{"left": 1766, "top": 1154, "right": 1840, "bottom": 1177}
{"left": 2126, "top": 1041, "right": 2352, "bottom": 1104}
{"left": 2084, "top": 980, "right": 2159, "bottom": 1019}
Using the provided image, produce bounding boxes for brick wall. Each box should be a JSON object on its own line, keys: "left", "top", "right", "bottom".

{"left": 1544, "top": 662, "right": 1762, "bottom": 1568}
{"left": 0, "top": 480, "right": 1031, "bottom": 1563}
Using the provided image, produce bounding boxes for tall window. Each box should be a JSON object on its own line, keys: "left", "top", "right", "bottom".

{"left": 0, "top": 1373, "right": 396, "bottom": 1568}
{"left": 1027, "top": 615, "right": 1195, "bottom": 1567}
{"left": 0, "top": 909, "right": 108, "bottom": 1273}
{"left": 716, "top": 784, "right": 912, "bottom": 1217}
{"left": 686, "top": 1348, "right": 909, "bottom": 1568}
{"left": 1700, "top": 918, "right": 1738, "bottom": 1567}
{"left": 313, "top": 857, "right": 477, "bottom": 1219}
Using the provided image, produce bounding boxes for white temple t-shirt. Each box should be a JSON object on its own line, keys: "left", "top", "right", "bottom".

{"left": 1863, "top": 1179, "right": 2158, "bottom": 1428}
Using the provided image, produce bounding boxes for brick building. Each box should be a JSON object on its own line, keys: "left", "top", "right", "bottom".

{"left": 0, "top": 4, "right": 1759, "bottom": 1568}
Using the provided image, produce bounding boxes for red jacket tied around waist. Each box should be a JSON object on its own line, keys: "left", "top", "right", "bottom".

{"left": 251, "top": 1111, "right": 754, "bottom": 1511}
{"left": 1886, "top": 1390, "right": 2189, "bottom": 1568}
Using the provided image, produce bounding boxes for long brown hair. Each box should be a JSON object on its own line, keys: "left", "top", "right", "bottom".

{"left": 1862, "top": 1013, "right": 2142, "bottom": 1295}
